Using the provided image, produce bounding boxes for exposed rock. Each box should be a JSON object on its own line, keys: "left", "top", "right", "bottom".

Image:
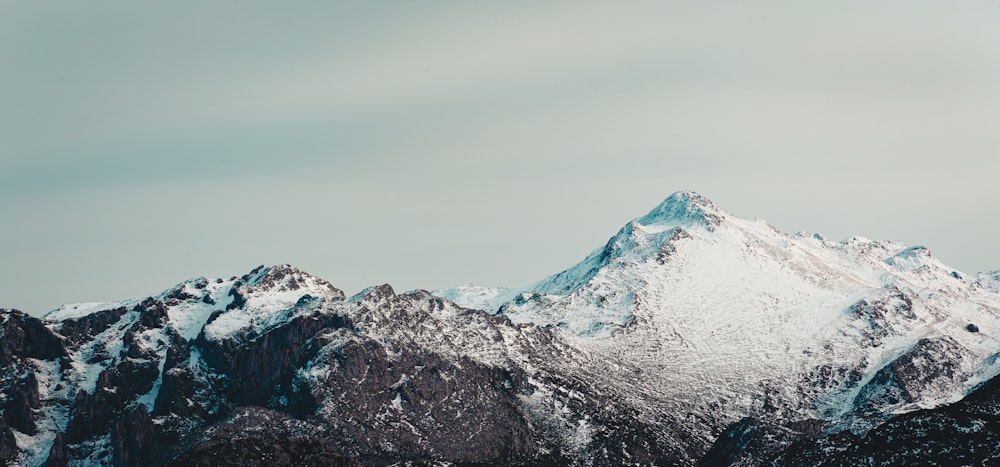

{"left": 163, "top": 408, "right": 360, "bottom": 467}
{"left": 771, "top": 373, "right": 1000, "bottom": 465}
{"left": 134, "top": 298, "right": 170, "bottom": 330}
{"left": 64, "top": 357, "right": 161, "bottom": 444}
{"left": 5, "top": 191, "right": 1000, "bottom": 465}
{"left": 698, "top": 417, "right": 826, "bottom": 466}
{"left": 54, "top": 307, "right": 128, "bottom": 347}
{"left": 4, "top": 371, "right": 40, "bottom": 435}
{"left": 304, "top": 337, "right": 545, "bottom": 464}
{"left": 852, "top": 337, "right": 966, "bottom": 416}
{"left": 0, "top": 309, "right": 66, "bottom": 365}
{"left": 0, "top": 418, "right": 18, "bottom": 465}
{"left": 110, "top": 405, "right": 158, "bottom": 467}
{"left": 199, "top": 312, "right": 350, "bottom": 407}
{"left": 165, "top": 437, "right": 361, "bottom": 467}
{"left": 43, "top": 433, "right": 68, "bottom": 467}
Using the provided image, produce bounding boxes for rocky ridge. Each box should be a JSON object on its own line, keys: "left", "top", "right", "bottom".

{"left": 3, "top": 192, "right": 1000, "bottom": 465}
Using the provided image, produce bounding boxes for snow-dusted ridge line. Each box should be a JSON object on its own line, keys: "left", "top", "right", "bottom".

{"left": 6, "top": 191, "right": 1000, "bottom": 465}
{"left": 436, "top": 190, "right": 993, "bottom": 337}
{"left": 433, "top": 190, "right": 1000, "bottom": 438}
{"left": 44, "top": 300, "right": 139, "bottom": 321}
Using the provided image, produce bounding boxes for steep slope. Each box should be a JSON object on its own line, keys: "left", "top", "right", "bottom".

{"left": 437, "top": 191, "right": 1000, "bottom": 462}
{"left": 769, "top": 370, "right": 1000, "bottom": 465}
{"left": 3, "top": 191, "right": 1000, "bottom": 466}
{"left": 1, "top": 266, "right": 687, "bottom": 465}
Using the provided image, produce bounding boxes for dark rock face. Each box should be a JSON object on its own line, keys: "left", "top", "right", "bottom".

{"left": 0, "top": 418, "right": 18, "bottom": 465}
{"left": 0, "top": 279, "right": 682, "bottom": 466}
{"left": 5, "top": 261, "right": 998, "bottom": 466}
{"left": 700, "top": 417, "right": 791, "bottom": 467}
{"left": 1, "top": 309, "right": 70, "bottom": 465}
{"left": 845, "top": 288, "right": 915, "bottom": 348}
{"left": 0, "top": 266, "right": 695, "bottom": 466}
{"left": 704, "top": 333, "right": 985, "bottom": 466}
{"left": 0, "top": 309, "right": 66, "bottom": 365}
{"left": 771, "top": 374, "right": 1000, "bottom": 465}
{"left": 53, "top": 307, "right": 127, "bottom": 347}
{"left": 852, "top": 337, "right": 965, "bottom": 415}
{"left": 162, "top": 408, "right": 361, "bottom": 467}
{"left": 4, "top": 371, "right": 41, "bottom": 435}
{"left": 698, "top": 416, "right": 827, "bottom": 466}
{"left": 166, "top": 437, "right": 361, "bottom": 467}
{"left": 152, "top": 344, "right": 200, "bottom": 418}
{"left": 110, "top": 405, "right": 158, "bottom": 467}
{"left": 199, "top": 311, "right": 350, "bottom": 408}
{"left": 64, "top": 343, "right": 163, "bottom": 445}
{"left": 43, "top": 434, "right": 67, "bottom": 467}
{"left": 303, "top": 337, "right": 544, "bottom": 464}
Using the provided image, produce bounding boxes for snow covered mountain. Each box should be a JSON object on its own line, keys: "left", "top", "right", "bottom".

{"left": 438, "top": 191, "right": 1000, "bottom": 461}
{"left": 3, "top": 191, "right": 1000, "bottom": 466}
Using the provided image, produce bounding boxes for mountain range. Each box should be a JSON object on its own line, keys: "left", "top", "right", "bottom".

{"left": 3, "top": 191, "right": 1000, "bottom": 466}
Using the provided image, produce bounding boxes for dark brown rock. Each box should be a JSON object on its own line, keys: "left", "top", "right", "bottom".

{"left": 0, "top": 418, "right": 18, "bottom": 466}
{"left": 199, "top": 311, "right": 350, "bottom": 408}
{"left": 64, "top": 357, "right": 161, "bottom": 444}
{"left": 771, "top": 372, "right": 1000, "bottom": 465}
{"left": 165, "top": 437, "right": 361, "bottom": 467}
{"left": 43, "top": 433, "right": 68, "bottom": 467}
{"left": 3, "top": 372, "right": 40, "bottom": 435}
{"left": 111, "top": 405, "right": 158, "bottom": 467}
{"left": 0, "top": 310, "right": 66, "bottom": 365}
{"left": 54, "top": 307, "right": 127, "bottom": 346}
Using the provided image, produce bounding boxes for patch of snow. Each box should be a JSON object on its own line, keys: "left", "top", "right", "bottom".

{"left": 202, "top": 265, "right": 344, "bottom": 340}
{"left": 136, "top": 327, "right": 170, "bottom": 412}
{"left": 431, "top": 284, "right": 514, "bottom": 313}
{"left": 161, "top": 278, "right": 236, "bottom": 341}
{"left": 44, "top": 300, "right": 136, "bottom": 321}
{"left": 18, "top": 358, "right": 70, "bottom": 465}
{"left": 70, "top": 310, "right": 141, "bottom": 395}
{"left": 977, "top": 271, "right": 1000, "bottom": 292}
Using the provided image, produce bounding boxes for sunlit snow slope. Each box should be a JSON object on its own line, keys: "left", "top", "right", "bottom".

{"left": 4, "top": 191, "right": 1000, "bottom": 466}
{"left": 437, "top": 191, "right": 1000, "bottom": 437}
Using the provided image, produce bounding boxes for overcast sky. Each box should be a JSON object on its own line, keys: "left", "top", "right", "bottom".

{"left": 2, "top": 1, "right": 999, "bottom": 316}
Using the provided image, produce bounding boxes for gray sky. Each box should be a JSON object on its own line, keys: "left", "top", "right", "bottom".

{"left": 2, "top": 1, "right": 999, "bottom": 316}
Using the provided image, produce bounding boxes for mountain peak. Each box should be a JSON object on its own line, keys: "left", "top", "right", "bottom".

{"left": 637, "top": 191, "right": 723, "bottom": 228}
{"left": 242, "top": 264, "right": 345, "bottom": 299}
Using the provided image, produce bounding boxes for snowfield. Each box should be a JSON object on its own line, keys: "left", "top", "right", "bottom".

{"left": 5, "top": 191, "right": 1000, "bottom": 465}
{"left": 437, "top": 191, "right": 1000, "bottom": 438}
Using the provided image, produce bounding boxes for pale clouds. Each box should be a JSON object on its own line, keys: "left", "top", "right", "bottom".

{"left": 1, "top": 1, "right": 998, "bottom": 315}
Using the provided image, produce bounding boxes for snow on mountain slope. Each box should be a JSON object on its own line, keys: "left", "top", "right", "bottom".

{"left": 200, "top": 264, "right": 345, "bottom": 340}
{"left": 7, "top": 265, "right": 634, "bottom": 465}
{"left": 45, "top": 301, "right": 139, "bottom": 322}
{"left": 8, "top": 265, "right": 351, "bottom": 466}
{"left": 6, "top": 192, "right": 1000, "bottom": 465}
{"left": 430, "top": 284, "right": 514, "bottom": 314}
{"left": 978, "top": 270, "right": 1000, "bottom": 292}
{"left": 436, "top": 191, "right": 1000, "bottom": 440}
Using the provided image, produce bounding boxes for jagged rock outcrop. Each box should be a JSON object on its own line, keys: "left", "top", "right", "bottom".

{"left": 3, "top": 193, "right": 1000, "bottom": 466}
{"left": 771, "top": 371, "right": 1000, "bottom": 465}
{"left": 1, "top": 418, "right": 19, "bottom": 465}
{"left": 1, "top": 311, "right": 65, "bottom": 361}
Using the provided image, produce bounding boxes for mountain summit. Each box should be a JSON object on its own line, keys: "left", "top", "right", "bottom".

{"left": 637, "top": 190, "right": 724, "bottom": 228}
{"left": 3, "top": 192, "right": 1000, "bottom": 466}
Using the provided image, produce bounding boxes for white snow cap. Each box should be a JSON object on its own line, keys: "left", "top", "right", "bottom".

{"left": 637, "top": 191, "right": 724, "bottom": 228}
